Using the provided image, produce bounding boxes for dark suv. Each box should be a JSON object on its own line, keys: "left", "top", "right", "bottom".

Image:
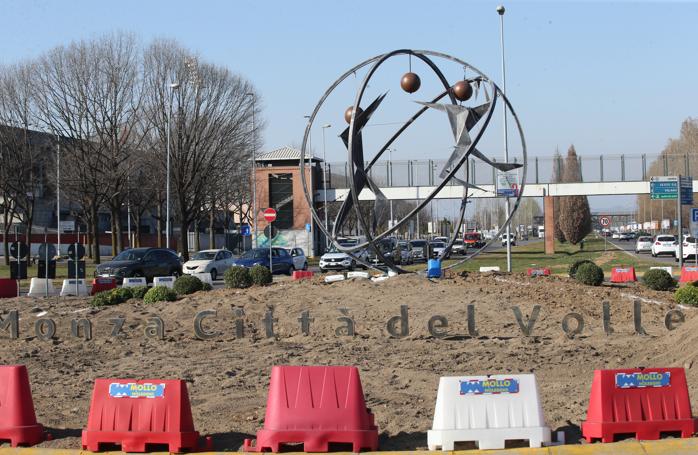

{"left": 94, "top": 248, "right": 183, "bottom": 283}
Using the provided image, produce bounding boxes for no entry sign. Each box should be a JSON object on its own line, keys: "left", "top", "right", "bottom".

{"left": 600, "top": 216, "right": 611, "bottom": 227}
{"left": 263, "top": 208, "right": 277, "bottom": 222}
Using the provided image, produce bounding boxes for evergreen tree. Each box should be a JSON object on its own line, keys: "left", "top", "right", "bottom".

{"left": 559, "top": 145, "right": 592, "bottom": 245}
{"left": 551, "top": 148, "right": 566, "bottom": 242}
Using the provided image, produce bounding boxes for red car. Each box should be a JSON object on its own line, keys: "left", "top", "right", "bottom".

{"left": 463, "top": 232, "right": 485, "bottom": 249}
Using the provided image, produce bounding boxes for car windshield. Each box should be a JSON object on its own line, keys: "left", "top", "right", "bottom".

{"left": 192, "top": 251, "right": 216, "bottom": 260}
{"left": 241, "top": 249, "right": 267, "bottom": 259}
{"left": 113, "top": 249, "right": 147, "bottom": 261}
{"left": 431, "top": 242, "right": 445, "bottom": 248}
{"left": 410, "top": 240, "right": 426, "bottom": 247}
{"left": 638, "top": 237, "right": 652, "bottom": 242}
{"left": 687, "top": 237, "right": 697, "bottom": 243}
{"left": 657, "top": 236, "right": 675, "bottom": 242}
{"left": 464, "top": 234, "right": 480, "bottom": 240}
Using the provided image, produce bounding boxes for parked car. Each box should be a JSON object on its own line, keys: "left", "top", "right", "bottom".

{"left": 429, "top": 241, "right": 450, "bottom": 259}
{"left": 183, "top": 249, "right": 235, "bottom": 281}
{"left": 501, "top": 233, "right": 516, "bottom": 247}
{"left": 651, "top": 235, "right": 677, "bottom": 258}
{"left": 635, "top": 236, "right": 653, "bottom": 254}
{"left": 409, "top": 239, "right": 428, "bottom": 262}
{"left": 398, "top": 242, "right": 414, "bottom": 265}
{"left": 95, "top": 247, "right": 183, "bottom": 283}
{"left": 451, "top": 239, "right": 466, "bottom": 255}
{"left": 368, "top": 238, "right": 401, "bottom": 266}
{"left": 289, "top": 247, "right": 308, "bottom": 270}
{"left": 231, "top": 247, "right": 295, "bottom": 275}
{"left": 319, "top": 240, "right": 368, "bottom": 272}
{"left": 678, "top": 237, "right": 698, "bottom": 261}
{"left": 463, "top": 232, "right": 485, "bottom": 249}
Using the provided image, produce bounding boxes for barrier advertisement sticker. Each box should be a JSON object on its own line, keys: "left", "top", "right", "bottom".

{"left": 460, "top": 378, "right": 519, "bottom": 395}
{"left": 615, "top": 372, "right": 670, "bottom": 388}
{"left": 109, "top": 382, "right": 166, "bottom": 398}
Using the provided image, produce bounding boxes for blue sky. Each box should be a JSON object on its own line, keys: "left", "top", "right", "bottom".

{"left": 1, "top": 0, "right": 697, "bottom": 212}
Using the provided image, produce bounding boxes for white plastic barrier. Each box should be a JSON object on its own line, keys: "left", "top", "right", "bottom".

{"left": 347, "top": 271, "right": 370, "bottom": 280}
{"left": 153, "top": 276, "right": 176, "bottom": 289}
{"left": 428, "top": 374, "right": 551, "bottom": 450}
{"left": 27, "top": 278, "right": 56, "bottom": 297}
{"left": 59, "top": 279, "right": 88, "bottom": 297}
{"left": 122, "top": 277, "right": 147, "bottom": 288}
{"left": 191, "top": 272, "right": 213, "bottom": 285}
{"left": 479, "top": 266, "right": 501, "bottom": 273}
{"left": 371, "top": 275, "right": 390, "bottom": 282}
{"left": 324, "top": 274, "right": 345, "bottom": 283}
{"left": 650, "top": 266, "right": 673, "bottom": 275}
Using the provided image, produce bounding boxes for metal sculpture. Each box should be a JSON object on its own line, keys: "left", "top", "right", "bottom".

{"left": 300, "top": 49, "right": 526, "bottom": 274}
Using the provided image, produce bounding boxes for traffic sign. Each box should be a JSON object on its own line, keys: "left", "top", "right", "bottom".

{"left": 263, "top": 208, "right": 277, "bottom": 222}
{"left": 600, "top": 216, "right": 611, "bottom": 227}
{"left": 681, "top": 176, "right": 693, "bottom": 205}
{"left": 67, "top": 243, "right": 86, "bottom": 261}
{"left": 240, "top": 224, "right": 251, "bottom": 236}
{"left": 496, "top": 170, "right": 519, "bottom": 197}
{"left": 9, "top": 241, "right": 28, "bottom": 260}
{"left": 650, "top": 176, "right": 678, "bottom": 200}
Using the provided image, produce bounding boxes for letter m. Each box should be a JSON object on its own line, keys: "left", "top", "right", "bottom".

{"left": 0, "top": 310, "right": 19, "bottom": 339}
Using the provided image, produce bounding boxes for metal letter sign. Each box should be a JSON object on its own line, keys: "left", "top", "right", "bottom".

{"left": 650, "top": 176, "right": 678, "bottom": 200}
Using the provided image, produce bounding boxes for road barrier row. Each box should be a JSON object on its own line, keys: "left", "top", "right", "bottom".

{"left": 3, "top": 364, "right": 697, "bottom": 452}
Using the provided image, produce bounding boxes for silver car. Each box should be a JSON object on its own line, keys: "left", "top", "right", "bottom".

{"left": 635, "top": 236, "right": 653, "bottom": 254}
{"left": 183, "top": 249, "right": 235, "bottom": 281}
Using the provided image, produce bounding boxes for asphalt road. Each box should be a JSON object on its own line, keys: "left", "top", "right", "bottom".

{"left": 604, "top": 237, "right": 693, "bottom": 266}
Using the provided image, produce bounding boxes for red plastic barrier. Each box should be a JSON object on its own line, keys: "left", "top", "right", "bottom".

{"left": 582, "top": 368, "right": 696, "bottom": 443}
{"left": 610, "top": 266, "right": 637, "bottom": 283}
{"left": 527, "top": 267, "right": 550, "bottom": 277}
{"left": 82, "top": 379, "right": 201, "bottom": 452}
{"left": 292, "top": 271, "right": 314, "bottom": 280}
{"left": 0, "top": 279, "right": 18, "bottom": 298}
{"left": 0, "top": 365, "right": 44, "bottom": 447}
{"left": 679, "top": 266, "right": 698, "bottom": 283}
{"left": 244, "top": 366, "right": 378, "bottom": 452}
{"left": 90, "top": 277, "right": 117, "bottom": 295}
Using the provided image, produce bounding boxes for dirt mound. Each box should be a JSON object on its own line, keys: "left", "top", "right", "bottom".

{"left": 0, "top": 272, "right": 694, "bottom": 450}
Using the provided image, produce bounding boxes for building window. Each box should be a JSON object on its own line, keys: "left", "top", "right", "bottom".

{"left": 269, "top": 173, "right": 293, "bottom": 229}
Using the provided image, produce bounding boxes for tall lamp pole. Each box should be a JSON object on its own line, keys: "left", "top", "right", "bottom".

{"left": 304, "top": 115, "right": 314, "bottom": 256}
{"left": 387, "top": 148, "right": 395, "bottom": 229}
{"left": 166, "top": 82, "right": 179, "bottom": 250}
{"left": 56, "top": 136, "right": 61, "bottom": 256}
{"left": 321, "top": 124, "right": 331, "bottom": 246}
{"left": 246, "top": 93, "right": 257, "bottom": 248}
{"left": 497, "top": 4, "right": 512, "bottom": 273}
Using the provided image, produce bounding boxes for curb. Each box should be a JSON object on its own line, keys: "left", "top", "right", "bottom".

{"left": 2, "top": 438, "right": 698, "bottom": 455}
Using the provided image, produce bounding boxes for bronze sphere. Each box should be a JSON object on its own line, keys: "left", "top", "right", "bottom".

{"left": 452, "top": 80, "right": 473, "bottom": 102}
{"left": 400, "top": 72, "right": 421, "bottom": 93}
{"left": 344, "top": 105, "right": 364, "bottom": 124}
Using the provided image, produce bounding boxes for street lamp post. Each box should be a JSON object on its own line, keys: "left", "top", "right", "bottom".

{"left": 166, "top": 82, "right": 180, "bottom": 250}
{"left": 321, "top": 124, "right": 331, "bottom": 246}
{"left": 246, "top": 93, "right": 257, "bottom": 248}
{"left": 497, "top": 4, "right": 512, "bottom": 273}
{"left": 388, "top": 148, "right": 394, "bottom": 229}
{"left": 56, "top": 137, "right": 60, "bottom": 256}
{"left": 304, "top": 115, "right": 314, "bottom": 255}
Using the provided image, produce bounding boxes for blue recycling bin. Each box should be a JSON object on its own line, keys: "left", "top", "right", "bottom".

{"left": 427, "top": 259, "right": 442, "bottom": 278}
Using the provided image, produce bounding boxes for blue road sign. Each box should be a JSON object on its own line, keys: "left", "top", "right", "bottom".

{"left": 692, "top": 208, "right": 698, "bottom": 223}
{"left": 681, "top": 176, "right": 693, "bottom": 205}
{"left": 240, "top": 224, "right": 251, "bottom": 236}
{"left": 305, "top": 223, "right": 312, "bottom": 232}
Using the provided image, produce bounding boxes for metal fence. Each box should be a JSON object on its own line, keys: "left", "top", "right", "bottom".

{"left": 322, "top": 153, "right": 696, "bottom": 189}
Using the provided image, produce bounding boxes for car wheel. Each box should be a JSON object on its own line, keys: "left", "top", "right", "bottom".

{"left": 287, "top": 265, "right": 295, "bottom": 276}
{"left": 302, "top": 262, "right": 308, "bottom": 271}
{"left": 210, "top": 269, "right": 217, "bottom": 281}
{"left": 652, "top": 252, "right": 657, "bottom": 257}
{"left": 349, "top": 260, "right": 356, "bottom": 271}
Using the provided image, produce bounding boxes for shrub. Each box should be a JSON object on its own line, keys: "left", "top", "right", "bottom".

{"left": 675, "top": 286, "right": 698, "bottom": 307}
{"left": 249, "top": 264, "right": 273, "bottom": 286}
{"left": 143, "top": 286, "right": 178, "bottom": 304}
{"left": 173, "top": 275, "right": 203, "bottom": 295}
{"left": 130, "top": 286, "right": 149, "bottom": 299}
{"left": 569, "top": 259, "right": 594, "bottom": 278}
{"left": 575, "top": 262, "right": 604, "bottom": 286}
{"left": 642, "top": 269, "right": 676, "bottom": 291}
{"left": 110, "top": 287, "right": 133, "bottom": 304}
{"left": 201, "top": 282, "right": 213, "bottom": 291}
{"left": 90, "top": 291, "right": 113, "bottom": 307}
{"left": 225, "top": 266, "right": 252, "bottom": 289}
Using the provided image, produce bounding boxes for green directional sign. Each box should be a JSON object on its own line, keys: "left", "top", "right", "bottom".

{"left": 650, "top": 176, "right": 678, "bottom": 199}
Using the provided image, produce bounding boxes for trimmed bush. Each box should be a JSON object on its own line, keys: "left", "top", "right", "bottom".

{"left": 569, "top": 259, "right": 594, "bottom": 278}
{"left": 575, "top": 262, "right": 604, "bottom": 286}
{"left": 642, "top": 269, "right": 676, "bottom": 291}
{"left": 110, "top": 287, "right": 133, "bottom": 304}
{"left": 201, "top": 282, "right": 213, "bottom": 291}
{"left": 249, "top": 264, "right": 273, "bottom": 286}
{"left": 675, "top": 286, "right": 698, "bottom": 307}
{"left": 173, "top": 275, "right": 204, "bottom": 295}
{"left": 143, "top": 286, "right": 178, "bottom": 304}
{"left": 225, "top": 266, "right": 252, "bottom": 289}
{"left": 130, "top": 286, "right": 149, "bottom": 299}
{"left": 90, "top": 291, "right": 113, "bottom": 307}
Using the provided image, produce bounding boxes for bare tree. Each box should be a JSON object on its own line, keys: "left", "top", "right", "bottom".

{"left": 141, "top": 40, "right": 260, "bottom": 259}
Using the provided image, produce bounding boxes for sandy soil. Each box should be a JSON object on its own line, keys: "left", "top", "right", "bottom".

{"left": 0, "top": 272, "right": 695, "bottom": 450}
